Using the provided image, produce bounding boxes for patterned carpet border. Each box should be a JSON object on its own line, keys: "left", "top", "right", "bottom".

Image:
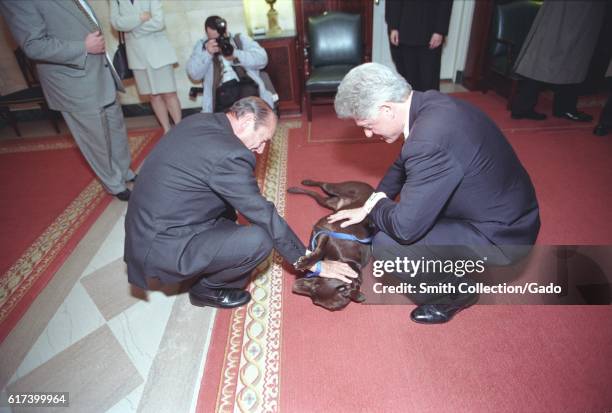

{"left": 0, "top": 137, "right": 78, "bottom": 154}
{"left": 0, "top": 131, "right": 157, "bottom": 339}
{"left": 213, "top": 120, "right": 300, "bottom": 413}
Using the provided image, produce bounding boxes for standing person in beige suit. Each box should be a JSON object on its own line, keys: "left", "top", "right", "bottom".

{"left": 110, "top": 0, "right": 180, "bottom": 133}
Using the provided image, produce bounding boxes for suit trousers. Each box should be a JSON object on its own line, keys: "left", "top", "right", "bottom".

{"left": 61, "top": 101, "right": 135, "bottom": 194}
{"left": 390, "top": 44, "right": 442, "bottom": 91}
{"left": 512, "top": 78, "right": 580, "bottom": 116}
{"left": 189, "top": 218, "right": 273, "bottom": 293}
{"left": 372, "top": 218, "right": 528, "bottom": 305}
{"left": 598, "top": 78, "right": 612, "bottom": 127}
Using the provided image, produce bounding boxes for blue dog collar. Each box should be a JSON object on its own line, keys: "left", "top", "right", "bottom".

{"left": 310, "top": 229, "right": 373, "bottom": 251}
{"left": 306, "top": 261, "right": 322, "bottom": 278}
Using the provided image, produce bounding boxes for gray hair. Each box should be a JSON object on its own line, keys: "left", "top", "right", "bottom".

{"left": 334, "top": 62, "right": 412, "bottom": 120}
{"left": 227, "top": 96, "right": 275, "bottom": 129}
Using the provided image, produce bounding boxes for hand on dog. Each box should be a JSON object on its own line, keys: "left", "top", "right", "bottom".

{"left": 327, "top": 207, "right": 368, "bottom": 228}
{"left": 315, "top": 260, "right": 358, "bottom": 284}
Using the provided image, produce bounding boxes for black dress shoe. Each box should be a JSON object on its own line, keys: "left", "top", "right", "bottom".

{"left": 189, "top": 288, "right": 251, "bottom": 309}
{"left": 593, "top": 124, "right": 610, "bottom": 136}
{"left": 114, "top": 188, "right": 131, "bottom": 201}
{"left": 410, "top": 293, "right": 479, "bottom": 324}
{"left": 511, "top": 110, "right": 547, "bottom": 120}
{"left": 554, "top": 111, "right": 593, "bottom": 122}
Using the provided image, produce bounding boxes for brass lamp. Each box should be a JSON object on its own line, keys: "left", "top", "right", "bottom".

{"left": 265, "top": 0, "right": 282, "bottom": 35}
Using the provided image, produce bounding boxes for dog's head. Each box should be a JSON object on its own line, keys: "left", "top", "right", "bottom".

{"left": 293, "top": 275, "right": 366, "bottom": 311}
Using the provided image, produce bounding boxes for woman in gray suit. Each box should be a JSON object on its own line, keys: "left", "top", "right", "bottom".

{"left": 110, "top": 0, "right": 181, "bottom": 133}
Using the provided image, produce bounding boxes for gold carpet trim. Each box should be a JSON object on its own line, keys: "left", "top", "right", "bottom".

{"left": 0, "top": 138, "right": 76, "bottom": 154}
{"left": 0, "top": 132, "right": 153, "bottom": 327}
{"left": 215, "top": 120, "right": 300, "bottom": 413}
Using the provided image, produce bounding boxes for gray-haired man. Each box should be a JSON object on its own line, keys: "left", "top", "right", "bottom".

{"left": 329, "top": 63, "right": 540, "bottom": 324}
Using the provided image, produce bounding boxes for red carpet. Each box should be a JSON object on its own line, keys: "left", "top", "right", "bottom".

{"left": 281, "top": 94, "right": 612, "bottom": 412}
{"left": 0, "top": 128, "right": 162, "bottom": 342}
{"left": 198, "top": 93, "right": 612, "bottom": 412}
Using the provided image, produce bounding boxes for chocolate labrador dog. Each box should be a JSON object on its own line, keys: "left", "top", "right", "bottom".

{"left": 287, "top": 180, "right": 374, "bottom": 311}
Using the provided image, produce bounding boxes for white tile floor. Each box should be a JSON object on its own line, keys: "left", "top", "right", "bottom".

{"left": 0, "top": 113, "right": 215, "bottom": 412}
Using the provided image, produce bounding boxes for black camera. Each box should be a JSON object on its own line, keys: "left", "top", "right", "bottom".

{"left": 211, "top": 17, "right": 234, "bottom": 57}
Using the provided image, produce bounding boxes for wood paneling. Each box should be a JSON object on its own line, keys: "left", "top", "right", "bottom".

{"left": 461, "top": 0, "right": 494, "bottom": 91}
{"left": 256, "top": 33, "right": 302, "bottom": 115}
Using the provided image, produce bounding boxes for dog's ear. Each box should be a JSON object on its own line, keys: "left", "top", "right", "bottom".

{"left": 350, "top": 289, "right": 366, "bottom": 303}
{"left": 292, "top": 277, "right": 315, "bottom": 296}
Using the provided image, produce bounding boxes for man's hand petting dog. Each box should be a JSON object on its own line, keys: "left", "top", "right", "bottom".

{"left": 327, "top": 207, "right": 368, "bottom": 228}
{"left": 315, "top": 260, "right": 358, "bottom": 284}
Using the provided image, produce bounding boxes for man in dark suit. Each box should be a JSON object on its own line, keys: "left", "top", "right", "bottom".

{"left": 385, "top": 0, "right": 453, "bottom": 91}
{"left": 124, "top": 97, "right": 356, "bottom": 308}
{"left": 331, "top": 63, "right": 540, "bottom": 324}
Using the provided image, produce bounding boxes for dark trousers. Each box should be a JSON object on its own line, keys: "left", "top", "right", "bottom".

{"left": 371, "top": 219, "right": 527, "bottom": 305}
{"left": 189, "top": 218, "right": 273, "bottom": 295}
{"left": 597, "top": 78, "right": 612, "bottom": 127}
{"left": 512, "top": 78, "right": 580, "bottom": 115}
{"left": 390, "top": 44, "right": 442, "bottom": 91}
{"left": 215, "top": 79, "right": 259, "bottom": 113}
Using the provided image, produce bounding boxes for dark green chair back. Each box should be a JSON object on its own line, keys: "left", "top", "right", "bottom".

{"left": 308, "top": 12, "right": 362, "bottom": 69}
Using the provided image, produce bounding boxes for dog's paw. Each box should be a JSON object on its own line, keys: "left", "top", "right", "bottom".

{"left": 294, "top": 255, "right": 309, "bottom": 271}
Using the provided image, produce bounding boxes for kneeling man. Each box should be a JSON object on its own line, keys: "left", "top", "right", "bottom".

{"left": 125, "top": 97, "right": 355, "bottom": 308}
{"left": 329, "top": 63, "right": 540, "bottom": 324}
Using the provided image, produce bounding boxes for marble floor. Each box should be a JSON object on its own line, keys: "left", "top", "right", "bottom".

{"left": 0, "top": 81, "right": 470, "bottom": 413}
{"left": 0, "top": 114, "right": 218, "bottom": 413}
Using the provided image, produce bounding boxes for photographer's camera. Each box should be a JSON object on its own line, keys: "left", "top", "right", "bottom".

{"left": 210, "top": 17, "right": 234, "bottom": 57}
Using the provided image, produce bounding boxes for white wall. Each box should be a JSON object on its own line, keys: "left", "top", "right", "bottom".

{"left": 371, "top": 0, "right": 396, "bottom": 72}
{"left": 243, "top": 0, "right": 295, "bottom": 34}
{"left": 440, "top": 0, "right": 475, "bottom": 81}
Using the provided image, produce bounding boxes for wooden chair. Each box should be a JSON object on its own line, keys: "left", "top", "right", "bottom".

{"left": 0, "top": 47, "right": 60, "bottom": 137}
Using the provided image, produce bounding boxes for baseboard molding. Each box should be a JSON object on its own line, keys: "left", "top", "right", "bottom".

{"left": 0, "top": 104, "right": 201, "bottom": 129}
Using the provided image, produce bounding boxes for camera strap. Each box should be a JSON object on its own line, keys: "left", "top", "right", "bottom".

{"left": 228, "top": 34, "right": 255, "bottom": 84}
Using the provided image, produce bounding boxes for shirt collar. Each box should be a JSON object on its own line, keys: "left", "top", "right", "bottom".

{"left": 403, "top": 92, "right": 413, "bottom": 140}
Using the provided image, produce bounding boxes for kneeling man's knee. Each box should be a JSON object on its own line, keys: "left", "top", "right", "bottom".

{"left": 372, "top": 231, "right": 398, "bottom": 260}
{"left": 246, "top": 226, "right": 273, "bottom": 260}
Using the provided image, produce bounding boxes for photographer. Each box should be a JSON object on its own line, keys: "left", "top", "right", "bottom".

{"left": 186, "top": 16, "right": 273, "bottom": 113}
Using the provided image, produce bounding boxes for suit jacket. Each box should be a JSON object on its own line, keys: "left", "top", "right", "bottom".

{"left": 0, "top": 0, "right": 124, "bottom": 112}
{"left": 109, "top": 0, "right": 177, "bottom": 70}
{"left": 514, "top": 1, "right": 605, "bottom": 84}
{"left": 385, "top": 0, "right": 453, "bottom": 46}
{"left": 372, "top": 91, "right": 540, "bottom": 250}
{"left": 124, "top": 113, "right": 306, "bottom": 288}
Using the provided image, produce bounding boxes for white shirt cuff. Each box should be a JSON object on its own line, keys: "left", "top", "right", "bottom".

{"left": 364, "top": 192, "right": 387, "bottom": 214}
